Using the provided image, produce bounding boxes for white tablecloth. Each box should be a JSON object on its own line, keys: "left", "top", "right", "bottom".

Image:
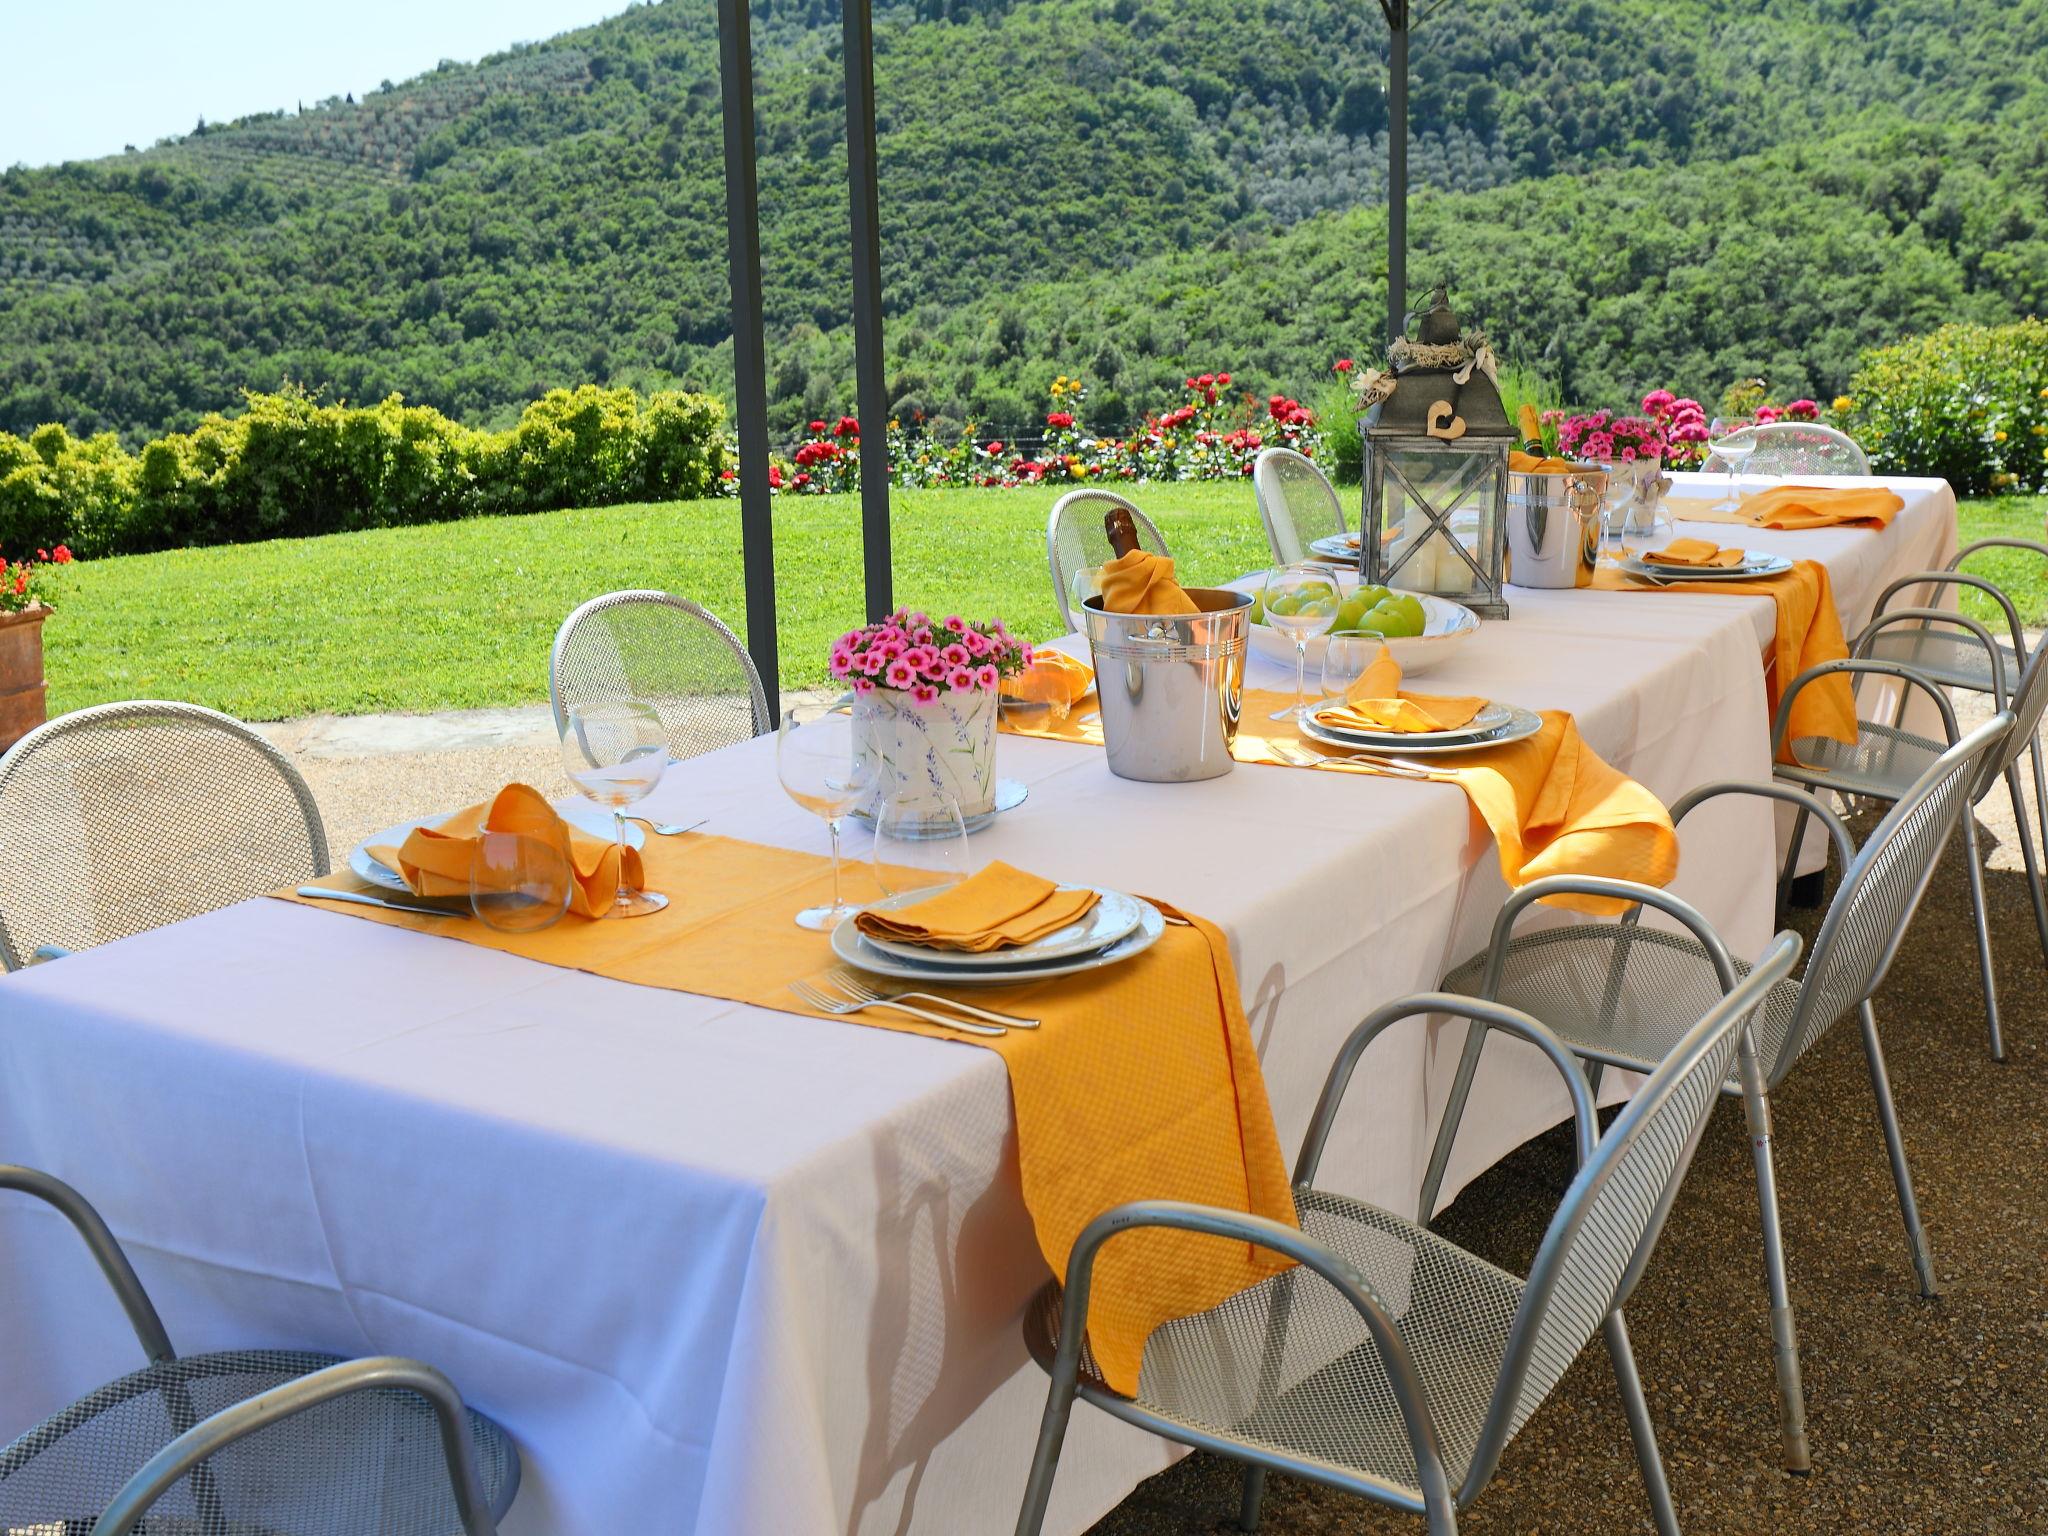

{"left": 0, "top": 474, "right": 1957, "bottom": 1535}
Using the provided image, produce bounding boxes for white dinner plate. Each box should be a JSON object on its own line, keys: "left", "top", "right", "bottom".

{"left": 1620, "top": 551, "right": 1792, "bottom": 583}
{"left": 1245, "top": 592, "right": 1481, "bottom": 677}
{"left": 1308, "top": 533, "right": 1365, "bottom": 561}
{"left": 1306, "top": 700, "right": 1514, "bottom": 747}
{"left": 830, "top": 898, "right": 1166, "bottom": 987}
{"left": 853, "top": 884, "right": 1144, "bottom": 967}
{"left": 1299, "top": 703, "right": 1544, "bottom": 756}
{"left": 349, "top": 802, "right": 643, "bottom": 892}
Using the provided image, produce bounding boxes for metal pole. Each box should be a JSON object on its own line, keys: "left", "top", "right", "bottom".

{"left": 1386, "top": 0, "right": 1408, "bottom": 344}
{"left": 843, "top": 0, "right": 894, "bottom": 621}
{"left": 718, "top": 0, "right": 780, "bottom": 724}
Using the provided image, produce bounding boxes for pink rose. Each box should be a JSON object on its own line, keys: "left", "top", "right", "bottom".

{"left": 886, "top": 659, "right": 916, "bottom": 689}
{"left": 976, "top": 664, "right": 1000, "bottom": 690}
{"left": 909, "top": 683, "right": 938, "bottom": 705}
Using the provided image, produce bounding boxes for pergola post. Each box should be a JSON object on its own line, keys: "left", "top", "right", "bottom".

{"left": 1383, "top": 0, "right": 1409, "bottom": 344}
{"left": 717, "top": 0, "right": 781, "bottom": 724}
{"left": 843, "top": 0, "right": 895, "bottom": 620}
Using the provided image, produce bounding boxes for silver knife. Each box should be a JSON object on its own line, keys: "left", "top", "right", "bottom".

{"left": 296, "top": 886, "right": 470, "bottom": 918}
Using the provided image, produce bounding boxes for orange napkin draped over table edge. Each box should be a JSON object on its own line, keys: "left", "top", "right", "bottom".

{"left": 1004, "top": 692, "right": 1678, "bottom": 917}
{"left": 368, "top": 783, "right": 643, "bottom": 919}
{"left": 1000, "top": 650, "right": 1095, "bottom": 716}
{"left": 1589, "top": 557, "right": 1858, "bottom": 758}
{"left": 279, "top": 835, "right": 1297, "bottom": 1396}
{"left": 1739, "top": 484, "right": 1904, "bottom": 531}
{"left": 1097, "top": 548, "right": 1198, "bottom": 615}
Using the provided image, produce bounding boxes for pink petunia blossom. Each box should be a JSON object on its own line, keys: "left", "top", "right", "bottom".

{"left": 909, "top": 683, "right": 938, "bottom": 705}
{"left": 941, "top": 642, "right": 970, "bottom": 667}
{"left": 885, "top": 660, "right": 916, "bottom": 689}
{"left": 947, "top": 667, "right": 977, "bottom": 691}
{"left": 860, "top": 650, "right": 887, "bottom": 675}
{"left": 975, "top": 664, "right": 1000, "bottom": 690}
{"left": 852, "top": 677, "right": 876, "bottom": 696}
{"left": 964, "top": 629, "right": 991, "bottom": 658}
{"left": 829, "top": 651, "right": 854, "bottom": 678}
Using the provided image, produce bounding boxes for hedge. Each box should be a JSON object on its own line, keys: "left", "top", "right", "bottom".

{"left": 1835, "top": 319, "right": 2048, "bottom": 497}
{"left": 0, "top": 384, "right": 728, "bottom": 559}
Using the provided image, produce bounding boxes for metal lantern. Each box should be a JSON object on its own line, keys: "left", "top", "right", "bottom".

{"left": 1358, "top": 288, "right": 1512, "bottom": 619}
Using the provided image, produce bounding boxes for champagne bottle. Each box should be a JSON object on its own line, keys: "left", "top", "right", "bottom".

{"left": 1516, "top": 402, "right": 1546, "bottom": 456}
{"left": 1103, "top": 505, "right": 1142, "bottom": 559}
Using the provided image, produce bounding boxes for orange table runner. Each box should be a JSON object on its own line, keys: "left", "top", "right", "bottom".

{"left": 279, "top": 834, "right": 1295, "bottom": 1396}
{"left": 1005, "top": 690, "right": 1677, "bottom": 916}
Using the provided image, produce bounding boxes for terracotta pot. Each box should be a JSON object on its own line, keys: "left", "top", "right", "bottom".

{"left": 0, "top": 604, "right": 49, "bottom": 754}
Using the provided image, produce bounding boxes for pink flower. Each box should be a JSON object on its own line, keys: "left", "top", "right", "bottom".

{"left": 852, "top": 677, "right": 876, "bottom": 696}
{"left": 947, "top": 666, "right": 977, "bottom": 691}
{"left": 942, "top": 615, "right": 963, "bottom": 632}
{"left": 1016, "top": 644, "right": 1034, "bottom": 668}
{"left": 964, "top": 629, "right": 991, "bottom": 657}
{"left": 860, "top": 650, "right": 886, "bottom": 675}
{"left": 975, "top": 664, "right": 1000, "bottom": 690}
{"left": 885, "top": 660, "right": 916, "bottom": 689}
{"left": 941, "top": 642, "right": 970, "bottom": 667}
{"left": 829, "top": 650, "right": 854, "bottom": 678}
{"left": 909, "top": 683, "right": 938, "bottom": 705}
{"left": 902, "top": 645, "right": 937, "bottom": 671}
{"left": 1641, "top": 389, "right": 1676, "bottom": 414}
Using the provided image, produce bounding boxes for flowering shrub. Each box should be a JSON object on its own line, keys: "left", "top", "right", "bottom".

{"left": 1835, "top": 321, "right": 2048, "bottom": 494}
{"left": 1, "top": 544, "right": 72, "bottom": 614}
{"left": 1552, "top": 410, "right": 1667, "bottom": 465}
{"left": 829, "top": 609, "right": 1030, "bottom": 705}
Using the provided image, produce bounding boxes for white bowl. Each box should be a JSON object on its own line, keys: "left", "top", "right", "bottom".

{"left": 1246, "top": 592, "right": 1481, "bottom": 677}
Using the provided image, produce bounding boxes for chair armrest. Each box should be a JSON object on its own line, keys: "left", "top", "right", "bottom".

{"left": 1480, "top": 874, "right": 1740, "bottom": 995}
{"left": 0, "top": 1166, "right": 172, "bottom": 1364}
{"left": 1296, "top": 992, "right": 1599, "bottom": 1190}
{"left": 1769, "top": 658, "right": 1959, "bottom": 757}
{"left": 91, "top": 1355, "right": 503, "bottom": 1536}
{"left": 1670, "top": 779, "right": 1856, "bottom": 875}
{"left": 1054, "top": 1199, "right": 1456, "bottom": 1516}
{"left": 1854, "top": 606, "right": 2011, "bottom": 703}
{"left": 1873, "top": 569, "right": 2027, "bottom": 658}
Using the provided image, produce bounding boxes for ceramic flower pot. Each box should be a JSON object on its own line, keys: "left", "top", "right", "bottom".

{"left": 1600, "top": 454, "right": 1673, "bottom": 541}
{"left": 854, "top": 684, "right": 998, "bottom": 823}
{"left": 0, "top": 604, "right": 49, "bottom": 754}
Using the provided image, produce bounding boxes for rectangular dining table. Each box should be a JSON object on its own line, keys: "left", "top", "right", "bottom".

{"left": 0, "top": 474, "right": 1957, "bottom": 1535}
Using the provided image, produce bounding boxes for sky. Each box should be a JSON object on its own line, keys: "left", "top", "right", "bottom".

{"left": 0, "top": 0, "right": 636, "bottom": 169}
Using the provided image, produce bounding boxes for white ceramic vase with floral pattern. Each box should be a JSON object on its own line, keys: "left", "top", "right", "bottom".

{"left": 853, "top": 685, "right": 998, "bottom": 823}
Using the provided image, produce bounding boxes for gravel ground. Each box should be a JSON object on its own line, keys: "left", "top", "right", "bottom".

{"left": 260, "top": 702, "right": 2047, "bottom": 1535}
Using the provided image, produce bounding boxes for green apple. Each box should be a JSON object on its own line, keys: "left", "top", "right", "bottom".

{"left": 1360, "top": 595, "right": 1426, "bottom": 638}
{"left": 1249, "top": 594, "right": 1266, "bottom": 624}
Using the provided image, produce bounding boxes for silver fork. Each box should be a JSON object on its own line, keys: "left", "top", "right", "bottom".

{"left": 1273, "top": 740, "right": 1437, "bottom": 780}
{"left": 827, "top": 969, "right": 1039, "bottom": 1029}
{"left": 788, "top": 978, "right": 1006, "bottom": 1036}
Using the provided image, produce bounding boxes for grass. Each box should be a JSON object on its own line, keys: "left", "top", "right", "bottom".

{"left": 35, "top": 488, "right": 2046, "bottom": 722}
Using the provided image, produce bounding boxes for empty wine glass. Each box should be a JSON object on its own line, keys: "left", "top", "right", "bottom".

{"left": 1262, "top": 564, "right": 1342, "bottom": 721}
{"left": 559, "top": 700, "right": 670, "bottom": 918}
{"left": 1320, "top": 628, "right": 1388, "bottom": 703}
{"left": 1709, "top": 416, "right": 1758, "bottom": 511}
{"left": 777, "top": 700, "right": 879, "bottom": 930}
{"left": 869, "top": 782, "right": 973, "bottom": 900}
{"left": 468, "top": 824, "right": 573, "bottom": 933}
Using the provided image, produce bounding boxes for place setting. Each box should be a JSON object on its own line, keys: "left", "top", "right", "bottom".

{"left": 1285, "top": 627, "right": 1541, "bottom": 765}
{"left": 1615, "top": 539, "right": 1796, "bottom": 585}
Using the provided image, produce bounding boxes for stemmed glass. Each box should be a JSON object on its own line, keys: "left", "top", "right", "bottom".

{"left": 559, "top": 700, "right": 670, "bottom": 918}
{"left": 1262, "top": 564, "right": 1342, "bottom": 721}
{"left": 869, "top": 782, "right": 973, "bottom": 900}
{"left": 468, "top": 822, "right": 573, "bottom": 933}
{"left": 1320, "top": 628, "right": 1388, "bottom": 703}
{"left": 777, "top": 700, "right": 879, "bottom": 930}
{"left": 1709, "top": 416, "right": 1758, "bottom": 512}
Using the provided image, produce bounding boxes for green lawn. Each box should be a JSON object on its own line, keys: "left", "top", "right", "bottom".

{"left": 36, "top": 488, "right": 2046, "bottom": 722}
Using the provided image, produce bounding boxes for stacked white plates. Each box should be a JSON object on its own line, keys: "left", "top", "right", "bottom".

{"left": 830, "top": 885, "right": 1166, "bottom": 986}
{"left": 1620, "top": 550, "right": 1792, "bottom": 582}
{"left": 1299, "top": 700, "right": 1544, "bottom": 756}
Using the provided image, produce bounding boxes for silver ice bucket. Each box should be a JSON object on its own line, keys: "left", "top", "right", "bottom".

{"left": 1506, "top": 463, "right": 1605, "bottom": 589}
{"left": 1080, "top": 589, "right": 1250, "bottom": 783}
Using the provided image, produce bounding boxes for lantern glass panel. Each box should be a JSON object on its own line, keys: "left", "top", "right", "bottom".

{"left": 1374, "top": 445, "right": 1503, "bottom": 599}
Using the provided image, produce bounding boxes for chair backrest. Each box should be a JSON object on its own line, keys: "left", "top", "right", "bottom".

{"left": 1778, "top": 712, "right": 2016, "bottom": 1073}
{"left": 1472, "top": 931, "right": 1803, "bottom": 1481}
{"left": 0, "top": 702, "right": 330, "bottom": 971}
{"left": 1046, "top": 490, "right": 1169, "bottom": 632}
{"left": 549, "top": 591, "right": 769, "bottom": 762}
{"left": 1251, "top": 447, "right": 1346, "bottom": 565}
{"left": 1703, "top": 422, "right": 1870, "bottom": 476}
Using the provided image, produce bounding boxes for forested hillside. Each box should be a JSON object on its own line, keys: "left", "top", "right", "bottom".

{"left": 2, "top": 0, "right": 2044, "bottom": 440}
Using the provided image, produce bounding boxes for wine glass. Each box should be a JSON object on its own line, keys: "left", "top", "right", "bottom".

{"left": 1708, "top": 416, "right": 1758, "bottom": 511}
{"left": 468, "top": 824, "right": 573, "bottom": 933}
{"left": 869, "top": 782, "right": 973, "bottom": 901}
{"left": 776, "top": 700, "right": 879, "bottom": 930}
{"left": 1320, "top": 628, "right": 1388, "bottom": 704}
{"left": 1261, "top": 564, "right": 1342, "bottom": 721}
{"left": 559, "top": 700, "right": 670, "bottom": 918}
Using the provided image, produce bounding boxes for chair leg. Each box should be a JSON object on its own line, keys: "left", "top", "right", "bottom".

{"left": 1418, "top": 1020, "right": 1489, "bottom": 1223}
{"left": 1959, "top": 811, "right": 2004, "bottom": 1061}
{"left": 1603, "top": 1312, "right": 1682, "bottom": 1536}
{"left": 1858, "top": 1003, "right": 1939, "bottom": 1296}
{"left": 2016, "top": 758, "right": 2048, "bottom": 970}
{"left": 1238, "top": 1466, "right": 1265, "bottom": 1532}
{"left": 1775, "top": 801, "right": 1812, "bottom": 918}
{"left": 1738, "top": 1067, "right": 1811, "bottom": 1474}
{"left": 2029, "top": 734, "right": 2048, "bottom": 874}
{"left": 1014, "top": 1373, "right": 1079, "bottom": 1536}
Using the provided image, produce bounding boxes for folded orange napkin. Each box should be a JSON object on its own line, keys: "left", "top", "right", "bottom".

{"left": 1000, "top": 650, "right": 1095, "bottom": 718}
{"left": 1097, "top": 548, "right": 1198, "bottom": 615}
{"left": 1314, "top": 641, "right": 1487, "bottom": 734}
{"left": 1509, "top": 450, "right": 1580, "bottom": 474}
{"left": 1644, "top": 538, "right": 1747, "bottom": 568}
{"left": 1741, "top": 485, "right": 1903, "bottom": 530}
{"left": 369, "top": 784, "right": 642, "bottom": 918}
{"left": 853, "top": 860, "right": 1100, "bottom": 951}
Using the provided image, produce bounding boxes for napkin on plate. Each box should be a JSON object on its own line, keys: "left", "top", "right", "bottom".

{"left": 1313, "top": 641, "right": 1487, "bottom": 735}
{"left": 1000, "top": 650, "right": 1095, "bottom": 717}
{"left": 1740, "top": 484, "right": 1903, "bottom": 530}
{"left": 369, "top": 783, "right": 642, "bottom": 919}
{"left": 854, "top": 860, "right": 1100, "bottom": 952}
{"left": 1643, "top": 538, "right": 1747, "bottom": 568}
{"left": 1097, "top": 548, "right": 1198, "bottom": 615}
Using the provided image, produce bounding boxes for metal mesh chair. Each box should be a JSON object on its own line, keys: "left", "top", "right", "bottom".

{"left": 1423, "top": 713, "right": 2015, "bottom": 1477}
{"left": 0, "top": 1167, "right": 519, "bottom": 1535}
{"left": 1700, "top": 422, "right": 1870, "bottom": 476}
{"left": 1016, "top": 937, "right": 1803, "bottom": 1536}
{"left": 1778, "top": 638, "right": 2048, "bottom": 1059}
{"left": 1045, "top": 490, "right": 1169, "bottom": 632}
{"left": 0, "top": 702, "right": 330, "bottom": 972}
{"left": 1252, "top": 447, "right": 1346, "bottom": 566}
{"left": 549, "top": 591, "right": 769, "bottom": 762}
